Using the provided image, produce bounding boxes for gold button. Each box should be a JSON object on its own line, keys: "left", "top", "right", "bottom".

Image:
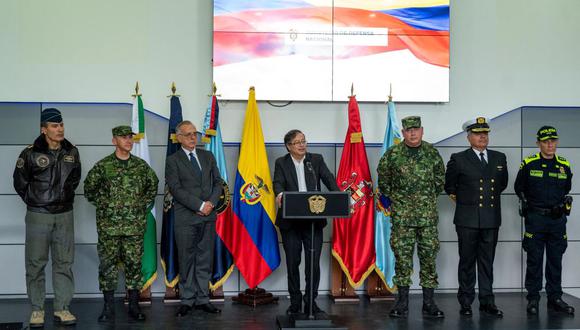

{"left": 491, "top": 179, "right": 495, "bottom": 183}
{"left": 491, "top": 196, "right": 495, "bottom": 200}
{"left": 479, "top": 203, "right": 483, "bottom": 207}
{"left": 491, "top": 204, "right": 494, "bottom": 207}
{"left": 480, "top": 187, "right": 483, "bottom": 191}
{"left": 480, "top": 179, "right": 483, "bottom": 183}
{"left": 480, "top": 195, "right": 483, "bottom": 199}
{"left": 491, "top": 187, "right": 494, "bottom": 191}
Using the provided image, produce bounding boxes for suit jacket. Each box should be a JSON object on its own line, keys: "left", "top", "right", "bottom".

{"left": 165, "top": 148, "right": 223, "bottom": 224}
{"left": 444, "top": 148, "right": 508, "bottom": 229}
{"left": 273, "top": 152, "right": 339, "bottom": 230}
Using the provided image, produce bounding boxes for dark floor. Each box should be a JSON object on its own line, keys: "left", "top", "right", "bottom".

{"left": 1, "top": 293, "right": 580, "bottom": 330}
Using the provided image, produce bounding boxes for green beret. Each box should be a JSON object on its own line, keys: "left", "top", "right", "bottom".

{"left": 112, "top": 125, "right": 135, "bottom": 137}
{"left": 401, "top": 116, "right": 421, "bottom": 129}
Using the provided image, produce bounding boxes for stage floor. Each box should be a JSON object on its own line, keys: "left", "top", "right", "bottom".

{"left": 1, "top": 292, "right": 579, "bottom": 329}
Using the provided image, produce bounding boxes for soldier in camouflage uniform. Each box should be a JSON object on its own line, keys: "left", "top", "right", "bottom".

{"left": 84, "top": 125, "right": 159, "bottom": 322}
{"left": 377, "top": 116, "right": 445, "bottom": 319}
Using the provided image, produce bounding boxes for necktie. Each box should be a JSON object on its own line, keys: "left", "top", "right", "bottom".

{"left": 189, "top": 152, "right": 202, "bottom": 176}
{"left": 479, "top": 152, "right": 487, "bottom": 166}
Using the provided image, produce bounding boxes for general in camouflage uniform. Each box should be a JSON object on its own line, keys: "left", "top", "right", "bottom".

{"left": 84, "top": 125, "right": 159, "bottom": 322}
{"left": 377, "top": 116, "right": 445, "bottom": 319}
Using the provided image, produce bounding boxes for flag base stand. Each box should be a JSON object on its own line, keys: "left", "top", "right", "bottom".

{"left": 163, "top": 286, "right": 181, "bottom": 304}
{"left": 232, "top": 287, "right": 279, "bottom": 307}
{"left": 210, "top": 286, "right": 225, "bottom": 303}
{"left": 329, "top": 258, "right": 359, "bottom": 303}
{"left": 366, "top": 271, "right": 395, "bottom": 303}
{"left": 276, "top": 314, "right": 346, "bottom": 330}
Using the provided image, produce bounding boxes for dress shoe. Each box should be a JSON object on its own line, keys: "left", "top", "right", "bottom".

{"left": 548, "top": 298, "right": 575, "bottom": 315}
{"left": 527, "top": 300, "right": 539, "bottom": 315}
{"left": 286, "top": 304, "right": 302, "bottom": 315}
{"left": 459, "top": 305, "right": 472, "bottom": 316}
{"left": 479, "top": 304, "right": 503, "bottom": 317}
{"left": 197, "top": 303, "right": 221, "bottom": 314}
{"left": 304, "top": 303, "right": 325, "bottom": 316}
{"left": 175, "top": 305, "right": 192, "bottom": 317}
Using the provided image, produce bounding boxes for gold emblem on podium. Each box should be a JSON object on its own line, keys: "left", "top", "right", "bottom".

{"left": 308, "top": 195, "right": 327, "bottom": 214}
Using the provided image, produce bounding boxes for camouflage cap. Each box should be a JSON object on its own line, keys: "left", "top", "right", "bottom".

{"left": 537, "top": 125, "right": 558, "bottom": 141}
{"left": 401, "top": 116, "right": 421, "bottom": 129}
{"left": 462, "top": 117, "right": 491, "bottom": 133}
{"left": 112, "top": 125, "right": 136, "bottom": 136}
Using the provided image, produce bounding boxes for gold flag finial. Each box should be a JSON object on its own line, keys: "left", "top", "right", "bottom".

{"left": 167, "top": 82, "right": 180, "bottom": 97}
{"left": 388, "top": 83, "right": 393, "bottom": 102}
{"left": 249, "top": 86, "right": 255, "bottom": 91}
{"left": 213, "top": 82, "right": 217, "bottom": 95}
{"left": 132, "top": 81, "right": 141, "bottom": 97}
{"left": 350, "top": 83, "right": 355, "bottom": 98}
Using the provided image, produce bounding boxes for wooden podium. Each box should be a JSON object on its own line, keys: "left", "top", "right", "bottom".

{"left": 277, "top": 191, "right": 350, "bottom": 330}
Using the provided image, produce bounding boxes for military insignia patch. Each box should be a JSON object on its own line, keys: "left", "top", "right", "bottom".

{"left": 36, "top": 155, "right": 50, "bottom": 168}
{"left": 64, "top": 155, "right": 75, "bottom": 163}
{"left": 16, "top": 158, "right": 24, "bottom": 168}
{"left": 560, "top": 166, "right": 566, "bottom": 174}
{"left": 215, "top": 181, "right": 231, "bottom": 214}
{"left": 477, "top": 117, "right": 485, "bottom": 124}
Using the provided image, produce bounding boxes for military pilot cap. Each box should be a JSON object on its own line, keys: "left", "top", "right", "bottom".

{"left": 462, "top": 117, "right": 491, "bottom": 133}
{"left": 41, "top": 108, "right": 63, "bottom": 123}
{"left": 112, "top": 125, "right": 136, "bottom": 136}
{"left": 401, "top": 116, "right": 421, "bottom": 129}
{"left": 537, "top": 125, "right": 558, "bottom": 141}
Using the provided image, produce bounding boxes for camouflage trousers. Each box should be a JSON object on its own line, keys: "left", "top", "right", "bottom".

{"left": 97, "top": 234, "right": 144, "bottom": 291}
{"left": 391, "top": 224, "right": 440, "bottom": 288}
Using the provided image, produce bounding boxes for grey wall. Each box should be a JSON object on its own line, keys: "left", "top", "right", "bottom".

{"left": 1, "top": 103, "right": 580, "bottom": 297}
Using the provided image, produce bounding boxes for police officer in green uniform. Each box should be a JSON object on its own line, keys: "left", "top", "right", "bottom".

{"left": 84, "top": 125, "right": 159, "bottom": 322}
{"left": 515, "top": 126, "right": 574, "bottom": 315}
{"left": 377, "top": 116, "right": 446, "bottom": 319}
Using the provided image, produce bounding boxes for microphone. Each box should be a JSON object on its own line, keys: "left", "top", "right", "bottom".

{"left": 305, "top": 161, "right": 314, "bottom": 172}
{"left": 305, "top": 161, "right": 318, "bottom": 191}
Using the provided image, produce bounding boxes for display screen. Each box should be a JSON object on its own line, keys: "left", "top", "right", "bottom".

{"left": 213, "top": 0, "right": 449, "bottom": 102}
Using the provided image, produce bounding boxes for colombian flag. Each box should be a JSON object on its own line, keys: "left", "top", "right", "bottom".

{"left": 228, "top": 87, "right": 280, "bottom": 288}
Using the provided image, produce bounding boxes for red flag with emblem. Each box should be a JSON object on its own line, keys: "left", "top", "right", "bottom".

{"left": 332, "top": 95, "right": 376, "bottom": 287}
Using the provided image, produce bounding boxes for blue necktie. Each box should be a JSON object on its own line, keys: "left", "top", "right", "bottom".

{"left": 189, "top": 152, "right": 202, "bottom": 176}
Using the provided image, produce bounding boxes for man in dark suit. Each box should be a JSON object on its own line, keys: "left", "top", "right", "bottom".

{"left": 166, "top": 120, "right": 223, "bottom": 316}
{"left": 273, "top": 129, "right": 339, "bottom": 316}
{"left": 444, "top": 117, "right": 508, "bottom": 317}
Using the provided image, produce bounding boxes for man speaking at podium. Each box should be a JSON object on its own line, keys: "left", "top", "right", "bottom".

{"left": 273, "top": 129, "right": 339, "bottom": 316}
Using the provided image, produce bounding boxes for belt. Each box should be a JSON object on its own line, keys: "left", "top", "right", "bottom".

{"left": 528, "top": 205, "right": 553, "bottom": 216}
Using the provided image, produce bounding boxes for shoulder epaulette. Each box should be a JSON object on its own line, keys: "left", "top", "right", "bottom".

{"left": 523, "top": 153, "right": 540, "bottom": 165}
{"left": 520, "top": 153, "right": 540, "bottom": 169}
{"left": 556, "top": 155, "right": 570, "bottom": 167}
{"left": 26, "top": 145, "right": 33, "bottom": 149}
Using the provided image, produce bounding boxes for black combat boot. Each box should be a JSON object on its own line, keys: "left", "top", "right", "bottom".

{"left": 98, "top": 290, "right": 115, "bottom": 322}
{"left": 389, "top": 286, "right": 409, "bottom": 318}
{"left": 548, "top": 298, "right": 575, "bottom": 315}
{"left": 128, "top": 289, "right": 146, "bottom": 321}
{"left": 422, "top": 287, "right": 444, "bottom": 318}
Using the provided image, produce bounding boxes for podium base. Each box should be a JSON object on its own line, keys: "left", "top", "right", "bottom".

{"left": 276, "top": 315, "right": 346, "bottom": 329}
{"left": 232, "top": 288, "right": 279, "bottom": 307}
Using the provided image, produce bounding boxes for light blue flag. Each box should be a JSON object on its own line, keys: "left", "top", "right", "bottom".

{"left": 374, "top": 99, "right": 401, "bottom": 290}
{"left": 202, "top": 95, "right": 235, "bottom": 290}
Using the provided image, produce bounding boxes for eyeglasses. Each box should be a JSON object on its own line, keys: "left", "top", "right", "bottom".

{"left": 290, "top": 140, "right": 307, "bottom": 146}
{"left": 178, "top": 132, "right": 197, "bottom": 139}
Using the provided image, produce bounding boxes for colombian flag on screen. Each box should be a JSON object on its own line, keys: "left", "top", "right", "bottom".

{"left": 230, "top": 88, "right": 281, "bottom": 288}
